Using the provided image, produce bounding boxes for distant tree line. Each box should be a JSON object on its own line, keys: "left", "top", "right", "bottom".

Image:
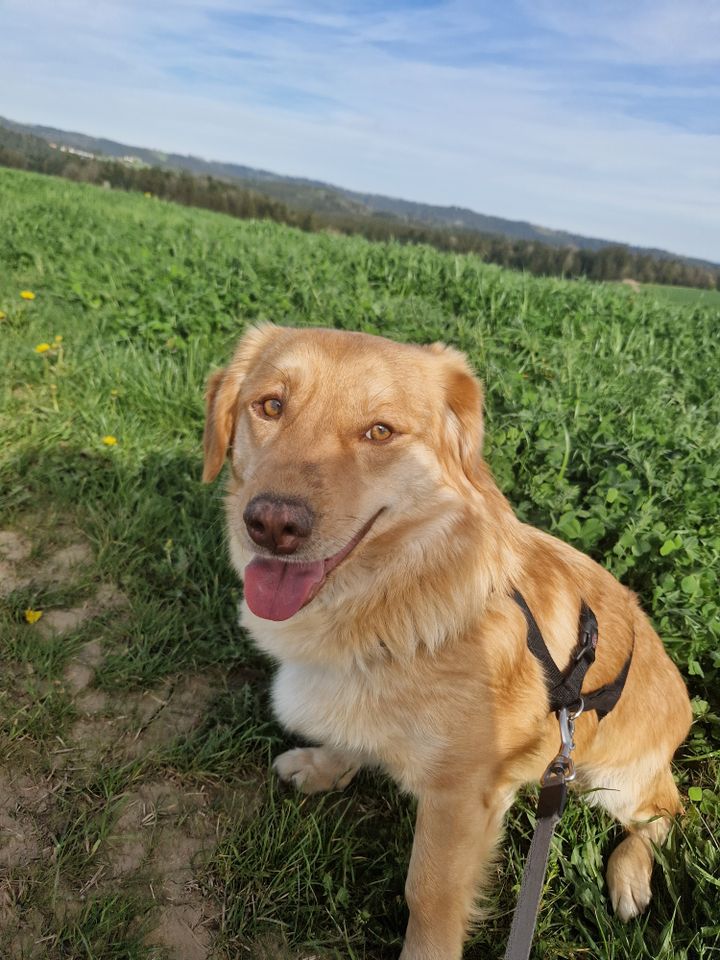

{"left": 1, "top": 124, "right": 717, "bottom": 290}
{"left": 321, "top": 214, "right": 719, "bottom": 289}
{"left": 0, "top": 127, "right": 315, "bottom": 230}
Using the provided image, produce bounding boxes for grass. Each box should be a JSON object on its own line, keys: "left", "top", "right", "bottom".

{"left": 0, "top": 167, "right": 718, "bottom": 959}
{"left": 639, "top": 283, "right": 720, "bottom": 308}
{"left": 607, "top": 281, "right": 720, "bottom": 309}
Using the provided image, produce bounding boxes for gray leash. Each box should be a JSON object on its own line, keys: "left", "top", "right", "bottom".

{"left": 503, "top": 703, "right": 583, "bottom": 960}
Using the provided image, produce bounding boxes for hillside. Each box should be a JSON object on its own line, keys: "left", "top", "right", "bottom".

{"left": 1, "top": 120, "right": 718, "bottom": 292}
{"left": 3, "top": 113, "right": 717, "bottom": 269}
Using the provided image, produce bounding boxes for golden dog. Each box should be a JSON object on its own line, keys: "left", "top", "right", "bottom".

{"left": 203, "top": 323, "right": 691, "bottom": 959}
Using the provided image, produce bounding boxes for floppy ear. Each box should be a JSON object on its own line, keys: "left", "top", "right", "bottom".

{"left": 202, "top": 322, "right": 282, "bottom": 483}
{"left": 427, "top": 342, "right": 484, "bottom": 482}
{"left": 202, "top": 368, "right": 235, "bottom": 483}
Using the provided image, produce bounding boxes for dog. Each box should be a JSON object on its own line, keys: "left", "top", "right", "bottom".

{"left": 203, "top": 323, "right": 691, "bottom": 959}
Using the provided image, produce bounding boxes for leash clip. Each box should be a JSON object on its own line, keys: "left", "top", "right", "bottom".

{"left": 541, "top": 700, "right": 583, "bottom": 786}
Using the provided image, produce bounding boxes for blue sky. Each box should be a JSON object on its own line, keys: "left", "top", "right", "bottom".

{"left": 2, "top": 0, "right": 719, "bottom": 260}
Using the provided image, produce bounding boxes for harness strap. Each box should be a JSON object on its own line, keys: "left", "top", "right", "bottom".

{"left": 512, "top": 589, "right": 633, "bottom": 717}
{"left": 582, "top": 652, "right": 633, "bottom": 720}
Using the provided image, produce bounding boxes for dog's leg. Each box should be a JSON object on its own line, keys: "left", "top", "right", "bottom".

{"left": 594, "top": 764, "right": 682, "bottom": 921}
{"left": 273, "top": 745, "right": 361, "bottom": 794}
{"left": 400, "top": 784, "right": 510, "bottom": 960}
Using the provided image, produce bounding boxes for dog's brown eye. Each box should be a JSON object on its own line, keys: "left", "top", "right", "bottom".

{"left": 262, "top": 398, "right": 283, "bottom": 418}
{"left": 366, "top": 423, "right": 392, "bottom": 442}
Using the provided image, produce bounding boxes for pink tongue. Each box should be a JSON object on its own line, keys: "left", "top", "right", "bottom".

{"left": 244, "top": 556, "right": 326, "bottom": 621}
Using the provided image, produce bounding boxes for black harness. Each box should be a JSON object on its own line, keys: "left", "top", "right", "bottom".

{"left": 512, "top": 588, "right": 634, "bottom": 720}
{"left": 503, "top": 590, "right": 634, "bottom": 960}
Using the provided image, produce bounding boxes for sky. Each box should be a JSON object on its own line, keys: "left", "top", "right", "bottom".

{"left": 2, "top": 0, "right": 719, "bottom": 261}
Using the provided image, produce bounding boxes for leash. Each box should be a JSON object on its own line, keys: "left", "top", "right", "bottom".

{"left": 502, "top": 591, "right": 635, "bottom": 960}
{"left": 503, "top": 703, "right": 582, "bottom": 960}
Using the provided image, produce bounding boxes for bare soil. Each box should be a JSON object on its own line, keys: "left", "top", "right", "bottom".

{"left": 0, "top": 525, "right": 225, "bottom": 959}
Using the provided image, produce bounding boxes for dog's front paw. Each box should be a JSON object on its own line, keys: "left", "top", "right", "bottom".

{"left": 273, "top": 747, "right": 358, "bottom": 794}
{"left": 606, "top": 834, "right": 653, "bottom": 921}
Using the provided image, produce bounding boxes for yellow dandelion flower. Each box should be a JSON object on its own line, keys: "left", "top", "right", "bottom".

{"left": 0, "top": 310, "right": 6, "bottom": 320}
{"left": 24, "top": 609, "right": 43, "bottom": 624}
{"left": 102, "top": 435, "right": 118, "bottom": 446}
{"left": 20, "top": 290, "right": 36, "bottom": 300}
{"left": 35, "top": 342, "right": 51, "bottom": 353}
{"left": 54, "top": 334, "right": 63, "bottom": 343}
{"left": 144, "top": 191, "right": 152, "bottom": 198}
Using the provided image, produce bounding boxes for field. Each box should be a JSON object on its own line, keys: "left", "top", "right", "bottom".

{"left": 616, "top": 282, "right": 720, "bottom": 309}
{"left": 0, "top": 167, "right": 718, "bottom": 960}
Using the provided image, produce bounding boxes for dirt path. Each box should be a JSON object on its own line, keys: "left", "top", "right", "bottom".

{"left": 0, "top": 525, "right": 223, "bottom": 959}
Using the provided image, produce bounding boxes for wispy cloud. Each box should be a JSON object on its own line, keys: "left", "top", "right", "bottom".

{"left": 1, "top": 0, "right": 718, "bottom": 260}
{"left": 528, "top": 0, "right": 720, "bottom": 67}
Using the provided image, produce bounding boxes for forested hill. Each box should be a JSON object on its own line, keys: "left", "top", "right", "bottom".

{"left": 4, "top": 115, "right": 717, "bottom": 269}
{"left": 1, "top": 117, "right": 718, "bottom": 290}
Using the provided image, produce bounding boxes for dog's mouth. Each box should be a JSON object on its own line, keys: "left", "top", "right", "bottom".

{"left": 243, "top": 511, "right": 382, "bottom": 622}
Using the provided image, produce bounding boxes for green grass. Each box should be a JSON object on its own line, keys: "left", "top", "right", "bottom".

{"left": 640, "top": 283, "right": 720, "bottom": 308}
{"left": 0, "top": 167, "right": 718, "bottom": 959}
{"left": 609, "top": 280, "right": 720, "bottom": 309}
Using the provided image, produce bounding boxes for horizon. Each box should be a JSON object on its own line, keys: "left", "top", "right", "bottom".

{"left": 2, "top": 0, "right": 719, "bottom": 262}
{"left": 6, "top": 110, "right": 719, "bottom": 267}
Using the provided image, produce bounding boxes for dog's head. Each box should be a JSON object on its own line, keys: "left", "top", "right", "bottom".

{"left": 203, "top": 323, "right": 486, "bottom": 622}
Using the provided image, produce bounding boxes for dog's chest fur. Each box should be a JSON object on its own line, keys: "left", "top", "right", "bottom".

{"left": 271, "top": 658, "right": 448, "bottom": 791}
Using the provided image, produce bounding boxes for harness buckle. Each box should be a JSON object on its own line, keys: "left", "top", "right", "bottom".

{"left": 573, "top": 640, "right": 596, "bottom": 664}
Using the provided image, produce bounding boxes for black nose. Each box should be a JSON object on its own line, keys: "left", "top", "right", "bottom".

{"left": 243, "top": 495, "right": 313, "bottom": 555}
